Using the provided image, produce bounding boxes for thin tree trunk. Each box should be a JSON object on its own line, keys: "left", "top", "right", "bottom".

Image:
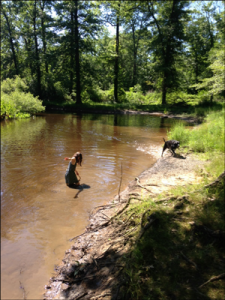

{"left": 3, "top": 10, "right": 19, "bottom": 75}
{"left": 161, "top": 0, "right": 176, "bottom": 105}
{"left": 162, "top": 76, "right": 167, "bottom": 105}
{"left": 132, "top": 23, "right": 137, "bottom": 87}
{"left": 33, "top": 0, "right": 42, "bottom": 98}
{"left": 70, "top": 9, "right": 74, "bottom": 95}
{"left": 114, "top": 3, "right": 120, "bottom": 103}
{"left": 74, "top": 0, "right": 81, "bottom": 104}
{"left": 40, "top": 0, "right": 48, "bottom": 74}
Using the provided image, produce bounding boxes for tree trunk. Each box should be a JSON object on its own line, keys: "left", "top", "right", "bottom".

{"left": 33, "top": 0, "right": 42, "bottom": 98}
{"left": 3, "top": 10, "right": 19, "bottom": 75}
{"left": 114, "top": 3, "right": 120, "bottom": 103}
{"left": 74, "top": 0, "right": 81, "bottom": 104}
{"left": 70, "top": 9, "right": 74, "bottom": 95}
{"left": 162, "top": 76, "right": 167, "bottom": 105}
{"left": 40, "top": 0, "right": 48, "bottom": 74}
{"left": 132, "top": 23, "right": 137, "bottom": 87}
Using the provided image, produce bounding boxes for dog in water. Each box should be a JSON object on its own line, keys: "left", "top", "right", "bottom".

{"left": 161, "top": 138, "right": 180, "bottom": 157}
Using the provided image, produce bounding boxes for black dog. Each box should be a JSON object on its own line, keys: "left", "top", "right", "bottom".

{"left": 161, "top": 138, "right": 180, "bottom": 157}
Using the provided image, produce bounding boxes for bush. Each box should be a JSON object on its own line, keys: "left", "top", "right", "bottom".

{"left": 1, "top": 76, "right": 45, "bottom": 118}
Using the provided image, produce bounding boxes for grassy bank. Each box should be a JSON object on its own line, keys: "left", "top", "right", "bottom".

{"left": 117, "top": 109, "right": 225, "bottom": 300}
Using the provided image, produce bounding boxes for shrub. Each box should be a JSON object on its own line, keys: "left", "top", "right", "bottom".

{"left": 1, "top": 76, "right": 45, "bottom": 118}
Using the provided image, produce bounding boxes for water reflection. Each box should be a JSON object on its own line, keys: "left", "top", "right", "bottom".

{"left": 1, "top": 113, "right": 180, "bottom": 299}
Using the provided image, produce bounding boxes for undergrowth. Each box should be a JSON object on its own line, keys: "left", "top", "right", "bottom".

{"left": 167, "top": 109, "right": 225, "bottom": 153}
{"left": 119, "top": 174, "right": 224, "bottom": 300}
{"left": 118, "top": 109, "right": 225, "bottom": 300}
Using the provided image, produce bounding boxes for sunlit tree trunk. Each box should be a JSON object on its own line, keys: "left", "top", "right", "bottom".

{"left": 114, "top": 7, "right": 120, "bottom": 103}
{"left": 33, "top": 0, "right": 42, "bottom": 98}
{"left": 2, "top": 10, "right": 19, "bottom": 75}
{"left": 74, "top": 0, "right": 81, "bottom": 104}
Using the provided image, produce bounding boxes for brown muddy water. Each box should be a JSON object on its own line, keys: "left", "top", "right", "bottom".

{"left": 1, "top": 113, "right": 179, "bottom": 299}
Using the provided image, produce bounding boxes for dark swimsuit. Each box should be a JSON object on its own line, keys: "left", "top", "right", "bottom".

{"left": 65, "top": 162, "right": 79, "bottom": 185}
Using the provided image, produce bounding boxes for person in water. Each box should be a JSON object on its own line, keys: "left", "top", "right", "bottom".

{"left": 64, "top": 152, "right": 82, "bottom": 187}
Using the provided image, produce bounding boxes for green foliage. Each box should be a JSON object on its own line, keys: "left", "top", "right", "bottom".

{"left": 191, "top": 46, "right": 225, "bottom": 96}
{"left": 168, "top": 122, "right": 190, "bottom": 144}
{"left": 1, "top": 76, "right": 45, "bottom": 118}
{"left": 168, "top": 109, "right": 225, "bottom": 153}
{"left": 1, "top": 0, "right": 224, "bottom": 106}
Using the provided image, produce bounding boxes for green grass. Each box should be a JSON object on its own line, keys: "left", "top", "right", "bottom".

{"left": 168, "top": 109, "right": 225, "bottom": 153}
{"left": 119, "top": 177, "right": 224, "bottom": 299}
{"left": 116, "top": 107, "right": 225, "bottom": 300}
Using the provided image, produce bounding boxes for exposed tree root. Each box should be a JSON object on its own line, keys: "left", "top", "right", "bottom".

{"left": 135, "top": 177, "right": 154, "bottom": 193}
{"left": 90, "top": 293, "right": 111, "bottom": 299}
{"left": 137, "top": 213, "right": 157, "bottom": 242}
{"left": 204, "top": 171, "right": 225, "bottom": 189}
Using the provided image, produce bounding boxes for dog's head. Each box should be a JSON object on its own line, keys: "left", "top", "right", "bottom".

{"left": 173, "top": 141, "right": 180, "bottom": 148}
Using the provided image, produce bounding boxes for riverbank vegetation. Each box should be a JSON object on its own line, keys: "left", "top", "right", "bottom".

{"left": 1, "top": 1, "right": 224, "bottom": 120}
{"left": 116, "top": 108, "right": 225, "bottom": 299}
{"left": 1, "top": 76, "right": 45, "bottom": 119}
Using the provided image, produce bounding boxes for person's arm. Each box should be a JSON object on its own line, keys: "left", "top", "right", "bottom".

{"left": 64, "top": 157, "right": 76, "bottom": 165}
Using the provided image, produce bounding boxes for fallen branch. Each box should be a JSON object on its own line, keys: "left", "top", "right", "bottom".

{"left": 198, "top": 273, "right": 225, "bottom": 289}
{"left": 118, "top": 163, "right": 123, "bottom": 203}
{"left": 69, "top": 231, "right": 87, "bottom": 242}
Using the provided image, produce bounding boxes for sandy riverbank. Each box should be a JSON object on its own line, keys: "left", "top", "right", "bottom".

{"left": 43, "top": 150, "right": 207, "bottom": 300}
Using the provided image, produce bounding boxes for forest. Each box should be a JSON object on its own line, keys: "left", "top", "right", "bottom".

{"left": 1, "top": 0, "right": 224, "bottom": 118}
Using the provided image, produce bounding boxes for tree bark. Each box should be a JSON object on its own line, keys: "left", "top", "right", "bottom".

{"left": 33, "top": 0, "right": 42, "bottom": 98}
{"left": 70, "top": 9, "right": 74, "bottom": 95}
{"left": 40, "top": 0, "right": 48, "bottom": 74}
{"left": 132, "top": 23, "right": 137, "bottom": 87}
{"left": 74, "top": 0, "right": 81, "bottom": 104}
{"left": 2, "top": 10, "right": 19, "bottom": 75}
{"left": 114, "top": 2, "right": 120, "bottom": 103}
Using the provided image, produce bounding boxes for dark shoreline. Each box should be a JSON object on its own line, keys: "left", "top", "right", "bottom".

{"left": 43, "top": 106, "right": 200, "bottom": 124}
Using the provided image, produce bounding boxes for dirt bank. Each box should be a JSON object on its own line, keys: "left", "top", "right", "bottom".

{"left": 43, "top": 151, "right": 207, "bottom": 300}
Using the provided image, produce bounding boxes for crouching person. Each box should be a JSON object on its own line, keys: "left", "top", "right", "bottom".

{"left": 64, "top": 152, "right": 82, "bottom": 187}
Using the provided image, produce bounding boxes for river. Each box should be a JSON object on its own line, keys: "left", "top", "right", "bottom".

{"left": 1, "top": 113, "right": 177, "bottom": 299}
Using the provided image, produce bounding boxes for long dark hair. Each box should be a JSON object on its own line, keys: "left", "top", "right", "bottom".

{"left": 73, "top": 152, "right": 82, "bottom": 166}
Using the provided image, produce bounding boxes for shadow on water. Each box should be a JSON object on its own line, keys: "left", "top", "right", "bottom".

{"left": 67, "top": 183, "right": 91, "bottom": 198}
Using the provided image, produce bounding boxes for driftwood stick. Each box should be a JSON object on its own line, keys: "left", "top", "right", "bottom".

{"left": 198, "top": 273, "right": 225, "bottom": 289}
{"left": 19, "top": 281, "right": 27, "bottom": 300}
{"left": 118, "top": 163, "right": 123, "bottom": 202}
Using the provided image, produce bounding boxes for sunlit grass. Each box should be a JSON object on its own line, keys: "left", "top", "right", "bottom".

{"left": 168, "top": 109, "right": 225, "bottom": 153}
